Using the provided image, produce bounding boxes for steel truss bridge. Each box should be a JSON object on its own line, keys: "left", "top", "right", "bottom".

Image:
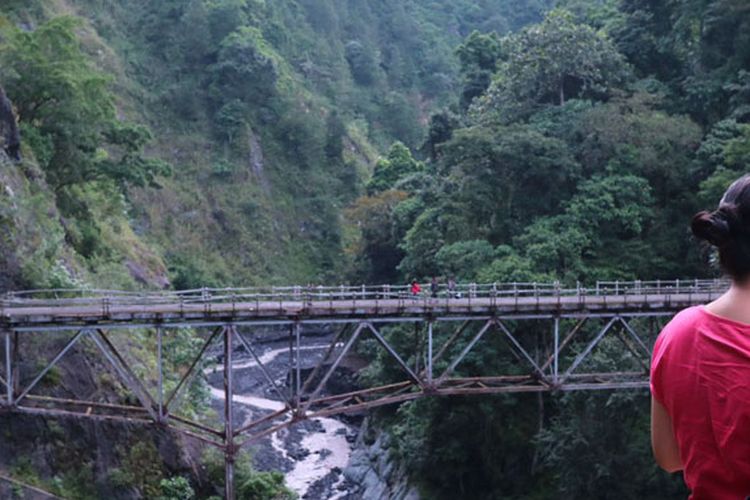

{"left": 0, "top": 279, "right": 728, "bottom": 498}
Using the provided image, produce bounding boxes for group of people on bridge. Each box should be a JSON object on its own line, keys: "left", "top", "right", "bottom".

{"left": 410, "top": 276, "right": 458, "bottom": 298}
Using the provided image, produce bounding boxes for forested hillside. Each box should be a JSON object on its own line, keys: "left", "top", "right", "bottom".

{"left": 0, "top": 0, "right": 553, "bottom": 292}
{"left": 1, "top": 0, "right": 749, "bottom": 498}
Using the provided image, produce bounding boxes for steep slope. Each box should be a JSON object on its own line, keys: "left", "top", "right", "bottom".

{"left": 3, "top": 0, "right": 554, "bottom": 289}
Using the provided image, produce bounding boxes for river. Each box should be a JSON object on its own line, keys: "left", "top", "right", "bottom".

{"left": 206, "top": 341, "right": 356, "bottom": 499}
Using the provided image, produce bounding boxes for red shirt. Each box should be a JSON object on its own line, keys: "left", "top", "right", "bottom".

{"left": 651, "top": 306, "right": 750, "bottom": 499}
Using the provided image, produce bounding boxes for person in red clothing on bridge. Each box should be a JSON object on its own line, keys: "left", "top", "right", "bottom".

{"left": 651, "top": 174, "right": 750, "bottom": 499}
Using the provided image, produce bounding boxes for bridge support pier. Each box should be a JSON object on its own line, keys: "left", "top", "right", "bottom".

{"left": 553, "top": 317, "right": 559, "bottom": 385}
{"left": 426, "top": 321, "right": 433, "bottom": 386}
{"left": 224, "top": 326, "right": 236, "bottom": 500}
{"left": 4, "top": 331, "right": 12, "bottom": 407}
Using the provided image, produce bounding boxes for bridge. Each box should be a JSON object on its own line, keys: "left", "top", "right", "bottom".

{"left": 0, "top": 279, "right": 728, "bottom": 498}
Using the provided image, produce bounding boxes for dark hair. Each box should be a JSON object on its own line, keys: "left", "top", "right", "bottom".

{"left": 692, "top": 174, "right": 750, "bottom": 281}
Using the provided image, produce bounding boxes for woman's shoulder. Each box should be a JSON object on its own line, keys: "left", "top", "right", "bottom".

{"left": 664, "top": 305, "right": 706, "bottom": 332}
{"left": 655, "top": 306, "right": 706, "bottom": 351}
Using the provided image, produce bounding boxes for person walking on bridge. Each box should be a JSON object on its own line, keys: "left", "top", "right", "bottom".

{"left": 651, "top": 174, "right": 750, "bottom": 499}
{"left": 410, "top": 279, "right": 421, "bottom": 297}
{"left": 430, "top": 276, "right": 439, "bottom": 298}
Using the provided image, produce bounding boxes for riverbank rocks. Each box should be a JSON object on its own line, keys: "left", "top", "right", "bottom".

{"left": 343, "top": 419, "right": 420, "bottom": 500}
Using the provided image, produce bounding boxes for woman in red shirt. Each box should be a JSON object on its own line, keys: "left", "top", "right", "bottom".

{"left": 651, "top": 175, "right": 750, "bottom": 499}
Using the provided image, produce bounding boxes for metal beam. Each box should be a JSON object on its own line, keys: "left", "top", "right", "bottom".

{"left": 618, "top": 317, "right": 651, "bottom": 357}
{"left": 541, "top": 317, "right": 587, "bottom": 373}
{"left": 164, "top": 326, "right": 223, "bottom": 412}
{"left": 224, "top": 325, "right": 236, "bottom": 500}
{"left": 430, "top": 319, "right": 471, "bottom": 372}
{"left": 16, "top": 329, "right": 87, "bottom": 403}
{"left": 302, "top": 323, "right": 365, "bottom": 412}
{"left": 299, "top": 324, "right": 349, "bottom": 397}
{"left": 88, "top": 330, "right": 158, "bottom": 422}
{"left": 7, "top": 310, "right": 679, "bottom": 332}
{"left": 234, "top": 330, "right": 289, "bottom": 406}
{"left": 364, "top": 323, "right": 422, "bottom": 387}
{"left": 4, "top": 331, "right": 11, "bottom": 406}
{"left": 157, "top": 327, "right": 164, "bottom": 423}
{"left": 427, "top": 321, "right": 433, "bottom": 385}
{"left": 294, "top": 322, "right": 301, "bottom": 411}
{"left": 437, "top": 319, "right": 494, "bottom": 384}
{"left": 561, "top": 317, "right": 619, "bottom": 382}
{"left": 95, "top": 329, "right": 159, "bottom": 410}
{"left": 496, "top": 320, "right": 545, "bottom": 379}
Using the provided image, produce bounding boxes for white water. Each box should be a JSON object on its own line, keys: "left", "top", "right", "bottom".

{"left": 207, "top": 343, "right": 354, "bottom": 498}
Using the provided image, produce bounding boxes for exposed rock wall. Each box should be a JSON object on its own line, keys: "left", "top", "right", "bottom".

{"left": 0, "top": 85, "right": 20, "bottom": 161}
{"left": 343, "top": 419, "right": 420, "bottom": 500}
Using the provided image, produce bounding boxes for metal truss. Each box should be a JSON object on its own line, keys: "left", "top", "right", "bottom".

{"left": 0, "top": 307, "right": 673, "bottom": 499}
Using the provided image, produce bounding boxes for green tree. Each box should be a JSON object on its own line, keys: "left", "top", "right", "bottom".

{"left": 455, "top": 30, "right": 504, "bottom": 107}
{"left": 346, "top": 190, "right": 410, "bottom": 283}
{"left": 0, "top": 17, "right": 170, "bottom": 192}
{"left": 434, "top": 239, "right": 495, "bottom": 280}
{"left": 345, "top": 40, "right": 378, "bottom": 86}
{"left": 367, "top": 142, "right": 424, "bottom": 195}
{"left": 437, "top": 123, "right": 579, "bottom": 242}
{"left": 210, "top": 27, "right": 278, "bottom": 106}
{"left": 474, "top": 9, "right": 629, "bottom": 123}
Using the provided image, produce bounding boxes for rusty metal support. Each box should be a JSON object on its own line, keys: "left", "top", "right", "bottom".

{"left": 496, "top": 320, "right": 545, "bottom": 378}
{"left": 365, "top": 323, "right": 422, "bottom": 386}
{"left": 294, "top": 321, "right": 301, "bottom": 412}
{"left": 224, "top": 325, "right": 235, "bottom": 500}
{"left": 617, "top": 317, "right": 651, "bottom": 357}
{"left": 553, "top": 317, "right": 559, "bottom": 384}
{"left": 233, "top": 407, "right": 289, "bottom": 437}
{"left": 96, "top": 329, "right": 160, "bottom": 410}
{"left": 164, "top": 325, "right": 223, "bottom": 412}
{"left": 12, "top": 331, "right": 19, "bottom": 397}
{"left": 89, "top": 330, "right": 158, "bottom": 422}
{"left": 157, "top": 327, "right": 164, "bottom": 422}
{"left": 4, "top": 331, "right": 11, "bottom": 406}
{"left": 234, "top": 330, "right": 289, "bottom": 405}
{"left": 431, "top": 319, "right": 471, "bottom": 370}
{"left": 437, "top": 319, "right": 494, "bottom": 383}
{"left": 427, "top": 321, "right": 433, "bottom": 385}
{"left": 562, "top": 317, "right": 619, "bottom": 382}
{"left": 288, "top": 323, "right": 294, "bottom": 403}
{"left": 303, "top": 323, "right": 365, "bottom": 411}
{"left": 612, "top": 327, "right": 650, "bottom": 372}
{"left": 16, "top": 329, "right": 86, "bottom": 403}
{"left": 300, "top": 324, "right": 349, "bottom": 396}
{"left": 541, "top": 317, "right": 587, "bottom": 373}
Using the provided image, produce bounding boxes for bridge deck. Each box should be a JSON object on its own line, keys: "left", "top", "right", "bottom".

{"left": 1, "top": 282, "right": 727, "bottom": 330}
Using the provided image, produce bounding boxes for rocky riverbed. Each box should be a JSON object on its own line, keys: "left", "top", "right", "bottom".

{"left": 205, "top": 332, "right": 361, "bottom": 499}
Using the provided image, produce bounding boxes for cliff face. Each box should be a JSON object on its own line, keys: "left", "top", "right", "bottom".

{"left": 0, "top": 85, "right": 20, "bottom": 161}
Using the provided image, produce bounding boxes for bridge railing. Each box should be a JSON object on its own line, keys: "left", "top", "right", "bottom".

{"left": 0, "top": 279, "right": 730, "bottom": 309}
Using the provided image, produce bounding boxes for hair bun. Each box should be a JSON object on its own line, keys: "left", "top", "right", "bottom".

{"left": 691, "top": 209, "right": 732, "bottom": 247}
